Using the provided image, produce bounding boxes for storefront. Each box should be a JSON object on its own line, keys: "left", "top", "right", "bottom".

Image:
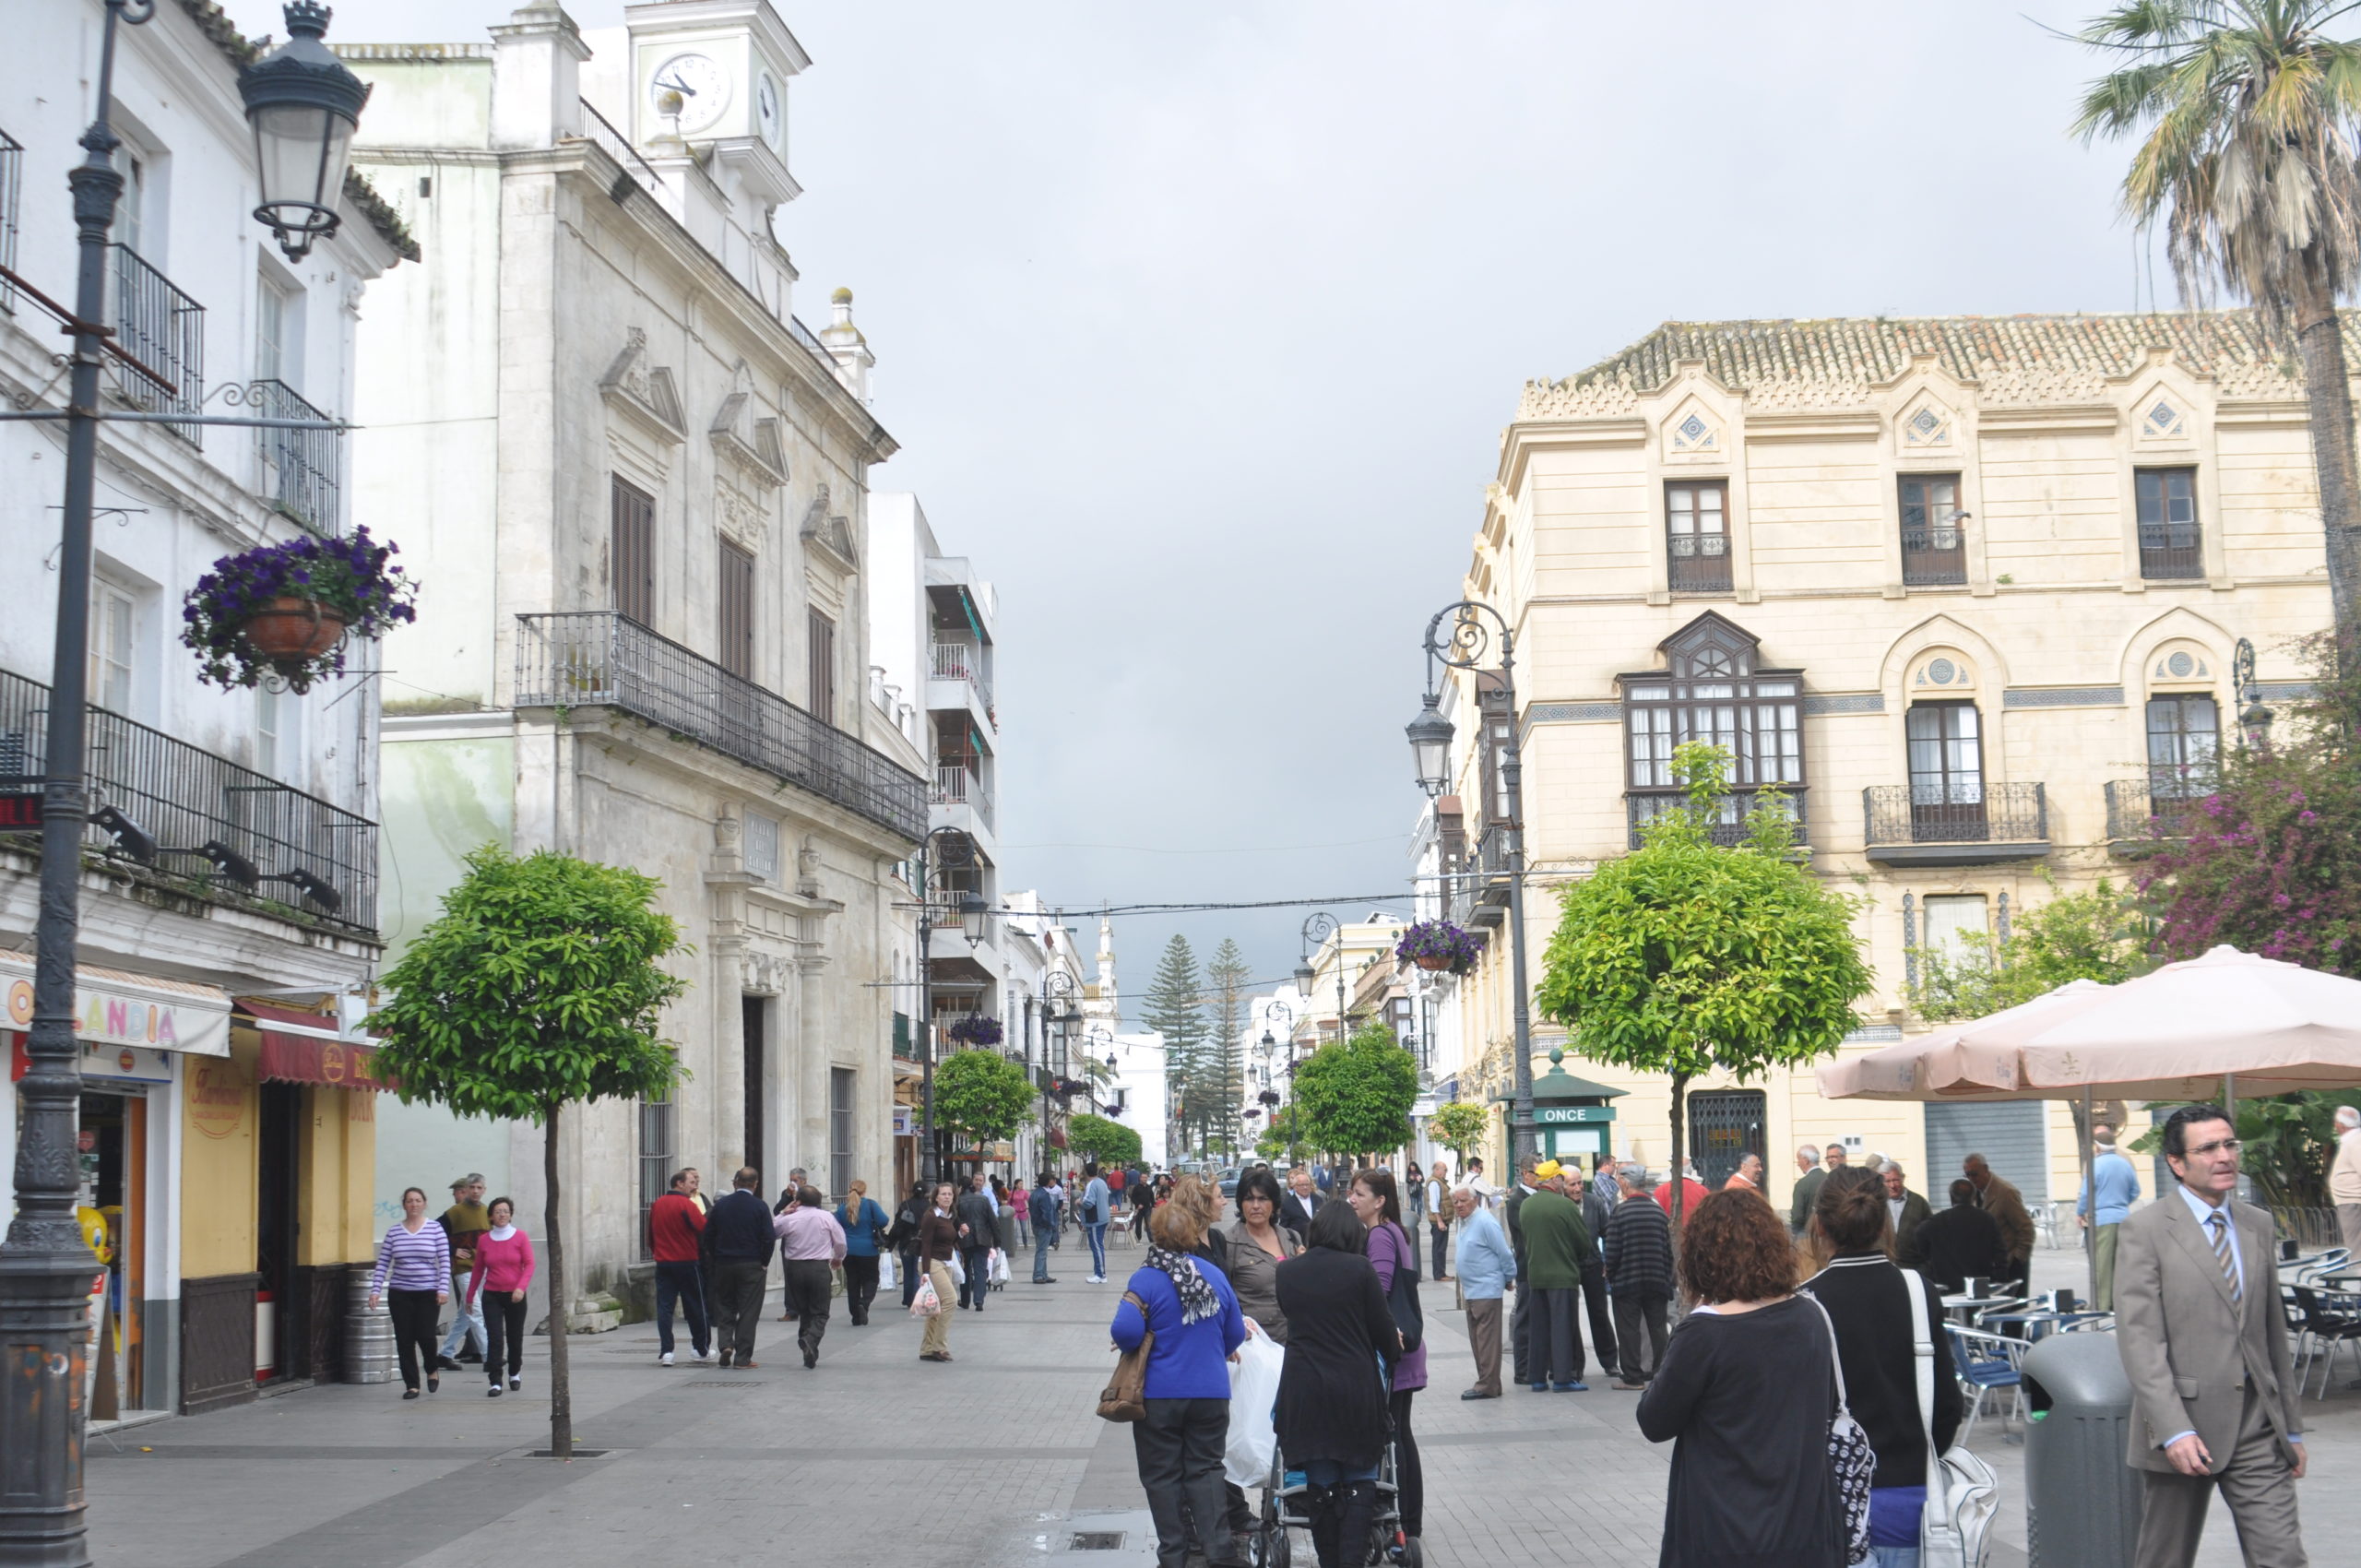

{"left": 1, "top": 950, "right": 231, "bottom": 1420}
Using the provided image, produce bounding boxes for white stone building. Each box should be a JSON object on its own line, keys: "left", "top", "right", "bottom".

{"left": 0, "top": 0, "right": 410, "bottom": 1414}
{"left": 342, "top": 0, "right": 923, "bottom": 1311}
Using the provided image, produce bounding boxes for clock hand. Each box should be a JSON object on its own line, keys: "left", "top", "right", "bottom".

{"left": 656, "top": 74, "right": 697, "bottom": 97}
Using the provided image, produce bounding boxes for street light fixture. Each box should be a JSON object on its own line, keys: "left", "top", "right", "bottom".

{"left": 238, "top": 2, "right": 371, "bottom": 261}
{"left": 1299, "top": 912, "right": 1350, "bottom": 1050}
{"left": 1405, "top": 691, "right": 1453, "bottom": 799}
{"left": 958, "top": 891, "right": 990, "bottom": 945}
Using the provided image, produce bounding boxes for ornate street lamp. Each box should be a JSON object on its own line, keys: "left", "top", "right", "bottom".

{"left": 1406, "top": 691, "right": 1453, "bottom": 799}
{"left": 239, "top": 3, "right": 372, "bottom": 262}
{"left": 958, "top": 890, "right": 990, "bottom": 945}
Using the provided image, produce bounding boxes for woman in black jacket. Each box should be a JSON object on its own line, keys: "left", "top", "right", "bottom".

{"left": 1802, "top": 1165, "right": 1962, "bottom": 1567}
{"left": 1273, "top": 1203, "right": 1399, "bottom": 1568}
{"left": 888, "top": 1182, "right": 929, "bottom": 1309}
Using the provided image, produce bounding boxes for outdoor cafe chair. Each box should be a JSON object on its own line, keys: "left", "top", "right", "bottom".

{"left": 1947, "top": 1324, "right": 2026, "bottom": 1444}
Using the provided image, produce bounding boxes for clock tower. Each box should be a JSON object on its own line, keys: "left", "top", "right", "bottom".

{"left": 624, "top": 0, "right": 808, "bottom": 206}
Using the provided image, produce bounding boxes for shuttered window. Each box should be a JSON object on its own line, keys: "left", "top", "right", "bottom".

{"left": 718, "top": 539, "right": 756, "bottom": 679}
{"left": 808, "top": 609, "right": 836, "bottom": 724}
{"left": 611, "top": 476, "right": 655, "bottom": 625}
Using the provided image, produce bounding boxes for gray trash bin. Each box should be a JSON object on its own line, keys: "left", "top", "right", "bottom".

{"left": 2023, "top": 1333, "right": 2144, "bottom": 1568}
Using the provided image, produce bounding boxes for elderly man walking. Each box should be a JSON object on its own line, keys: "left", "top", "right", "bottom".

{"left": 2080, "top": 1123, "right": 2144, "bottom": 1312}
{"left": 1452, "top": 1186, "right": 1514, "bottom": 1399}
{"left": 773, "top": 1183, "right": 847, "bottom": 1370}
{"left": 1517, "top": 1162, "right": 1592, "bottom": 1393}
{"left": 1602, "top": 1163, "right": 1675, "bottom": 1389}
{"left": 1788, "top": 1145, "right": 1825, "bottom": 1236}
{"left": 2332, "top": 1107, "right": 2361, "bottom": 1255}
{"left": 434, "top": 1174, "right": 492, "bottom": 1370}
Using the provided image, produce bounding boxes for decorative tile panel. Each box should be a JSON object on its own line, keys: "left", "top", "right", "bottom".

{"left": 1526, "top": 702, "right": 1623, "bottom": 723}
{"left": 1666, "top": 401, "right": 1721, "bottom": 455}
{"left": 1802, "top": 693, "right": 1885, "bottom": 715}
{"left": 2141, "top": 397, "right": 2188, "bottom": 440}
{"left": 1900, "top": 399, "right": 1952, "bottom": 448}
{"left": 2002, "top": 685, "right": 2126, "bottom": 708}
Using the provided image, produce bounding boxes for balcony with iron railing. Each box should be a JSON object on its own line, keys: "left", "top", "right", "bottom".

{"left": 573, "top": 98, "right": 668, "bottom": 203}
{"left": 931, "top": 762, "right": 995, "bottom": 832}
{"left": 2139, "top": 521, "right": 2204, "bottom": 580}
{"left": 2105, "top": 777, "right": 2210, "bottom": 851}
{"left": 930, "top": 640, "right": 997, "bottom": 723}
{"left": 1446, "top": 822, "right": 1514, "bottom": 929}
{"left": 249, "top": 379, "right": 339, "bottom": 530}
{"left": 0, "top": 667, "right": 377, "bottom": 934}
{"left": 514, "top": 611, "right": 927, "bottom": 842}
{"left": 1900, "top": 522, "right": 1967, "bottom": 587}
{"left": 1667, "top": 532, "right": 1732, "bottom": 593}
{"left": 1863, "top": 781, "right": 2049, "bottom": 864}
{"left": 109, "top": 244, "right": 205, "bottom": 445}
{"left": 1626, "top": 790, "right": 1809, "bottom": 850}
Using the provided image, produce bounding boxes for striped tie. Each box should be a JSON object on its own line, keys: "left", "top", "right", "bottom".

{"left": 2207, "top": 1211, "right": 2241, "bottom": 1305}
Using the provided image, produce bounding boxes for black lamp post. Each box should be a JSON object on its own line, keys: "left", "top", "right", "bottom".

{"left": 1412, "top": 600, "right": 1536, "bottom": 1179}
{"left": 1298, "top": 912, "right": 1351, "bottom": 1051}
{"left": 4, "top": 7, "right": 369, "bottom": 1561}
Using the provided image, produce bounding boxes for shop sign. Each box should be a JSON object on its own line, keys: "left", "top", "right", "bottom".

{"left": 8, "top": 1037, "right": 178, "bottom": 1085}
{"left": 891, "top": 1106, "right": 915, "bottom": 1137}
{"left": 255, "top": 1033, "right": 391, "bottom": 1092}
{"left": 1534, "top": 1104, "right": 1616, "bottom": 1125}
{"left": 187, "top": 1057, "right": 250, "bottom": 1141}
{"left": 0, "top": 792, "right": 42, "bottom": 829}
{"left": 0, "top": 952, "right": 231, "bottom": 1058}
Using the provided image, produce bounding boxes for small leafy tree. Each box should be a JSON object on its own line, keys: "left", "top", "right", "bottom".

{"left": 1067, "top": 1111, "right": 1142, "bottom": 1168}
{"left": 934, "top": 1049, "right": 1035, "bottom": 1155}
{"left": 1536, "top": 743, "right": 1874, "bottom": 1230}
{"left": 1292, "top": 1021, "right": 1421, "bottom": 1158}
{"left": 1912, "top": 873, "right": 2157, "bottom": 1022}
{"left": 1427, "top": 1099, "right": 1492, "bottom": 1169}
{"left": 1255, "top": 1105, "right": 1309, "bottom": 1165}
{"left": 371, "top": 848, "right": 688, "bottom": 1459}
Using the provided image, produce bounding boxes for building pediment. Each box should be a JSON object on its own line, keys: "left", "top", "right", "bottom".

{"left": 710, "top": 363, "right": 790, "bottom": 489}
{"left": 799, "top": 483, "right": 859, "bottom": 576}
{"left": 599, "top": 328, "right": 687, "bottom": 445}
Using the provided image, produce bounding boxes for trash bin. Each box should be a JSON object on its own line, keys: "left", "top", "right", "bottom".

{"left": 2022, "top": 1333, "right": 2143, "bottom": 1568}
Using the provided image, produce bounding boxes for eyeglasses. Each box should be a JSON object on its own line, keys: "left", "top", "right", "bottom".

{"left": 2182, "top": 1138, "right": 2243, "bottom": 1159}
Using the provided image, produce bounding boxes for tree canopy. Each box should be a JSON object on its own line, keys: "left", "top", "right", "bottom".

{"left": 1427, "top": 1099, "right": 1492, "bottom": 1165}
{"left": 1066, "top": 1111, "right": 1142, "bottom": 1168}
{"left": 934, "top": 1049, "right": 1035, "bottom": 1148}
{"left": 1292, "top": 1021, "right": 1420, "bottom": 1157}
{"left": 1912, "top": 873, "right": 2156, "bottom": 1022}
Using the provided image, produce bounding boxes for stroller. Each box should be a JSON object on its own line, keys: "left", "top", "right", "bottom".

{"left": 1251, "top": 1431, "right": 1418, "bottom": 1568}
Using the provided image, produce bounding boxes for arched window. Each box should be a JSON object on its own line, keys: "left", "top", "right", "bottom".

{"left": 1619, "top": 613, "right": 1803, "bottom": 844}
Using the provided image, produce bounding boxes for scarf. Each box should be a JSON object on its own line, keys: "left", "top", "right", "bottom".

{"left": 487, "top": 1224, "right": 516, "bottom": 1242}
{"left": 1146, "top": 1245, "right": 1219, "bottom": 1324}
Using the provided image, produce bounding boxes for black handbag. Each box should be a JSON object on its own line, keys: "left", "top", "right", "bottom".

{"left": 1385, "top": 1225, "right": 1424, "bottom": 1354}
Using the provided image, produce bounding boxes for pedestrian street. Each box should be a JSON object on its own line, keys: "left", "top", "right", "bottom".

{"left": 85, "top": 1240, "right": 2361, "bottom": 1568}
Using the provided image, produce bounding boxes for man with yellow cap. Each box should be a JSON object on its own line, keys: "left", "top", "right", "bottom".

{"left": 1516, "top": 1161, "right": 1594, "bottom": 1392}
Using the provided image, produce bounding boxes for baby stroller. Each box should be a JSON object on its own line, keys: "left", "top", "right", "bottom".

{"left": 1251, "top": 1431, "right": 1418, "bottom": 1568}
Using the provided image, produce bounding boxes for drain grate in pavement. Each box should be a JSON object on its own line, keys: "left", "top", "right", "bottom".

{"left": 1069, "top": 1532, "right": 1125, "bottom": 1551}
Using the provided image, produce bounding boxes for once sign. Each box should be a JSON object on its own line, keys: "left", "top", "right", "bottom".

{"left": 1534, "top": 1104, "right": 1616, "bottom": 1125}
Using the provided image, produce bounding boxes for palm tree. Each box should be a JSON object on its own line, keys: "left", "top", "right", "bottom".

{"left": 2073, "top": 1, "right": 2361, "bottom": 636}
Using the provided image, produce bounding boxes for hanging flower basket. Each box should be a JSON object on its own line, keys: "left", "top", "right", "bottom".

{"left": 182, "top": 527, "right": 418, "bottom": 694}
{"left": 947, "top": 1015, "right": 1003, "bottom": 1047}
{"left": 1394, "top": 919, "right": 1482, "bottom": 976}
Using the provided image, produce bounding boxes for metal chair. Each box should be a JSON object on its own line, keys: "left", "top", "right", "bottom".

{"left": 1948, "top": 1324, "right": 2027, "bottom": 1443}
{"left": 2290, "top": 1287, "right": 2361, "bottom": 1399}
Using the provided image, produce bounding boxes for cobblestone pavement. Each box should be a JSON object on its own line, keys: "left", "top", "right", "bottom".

{"left": 85, "top": 1233, "right": 2361, "bottom": 1566}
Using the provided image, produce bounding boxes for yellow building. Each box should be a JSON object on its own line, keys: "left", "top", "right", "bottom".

{"left": 1437, "top": 314, "right": 2331, "bottom": 1217}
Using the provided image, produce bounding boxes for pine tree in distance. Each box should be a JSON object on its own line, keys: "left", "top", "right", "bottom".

{"left": 1206, "top": 939, "right": 1252, "bottom": 1158}
{"left": 1141, "top": 934, "right": 1208, "bottom": 1159}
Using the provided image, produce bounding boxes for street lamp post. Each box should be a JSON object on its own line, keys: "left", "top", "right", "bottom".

{"left": 5, "top": 7, "right": 369, "bottom": 1562}
{"left": 911, "top": 827, "right": 981, "bottom": 1182}
{"left": 1259, "top": 997, "right": 1298, "bottom": 1167}
{"left": 1408, "top": 600, "right": 1536, "bottom": 1180}
{"left": 1295, "top": 913, "right": 1351, "bottom": 1051}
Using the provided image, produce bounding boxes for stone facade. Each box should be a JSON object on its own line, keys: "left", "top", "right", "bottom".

{"left": 1440, "top": 314, "right": 2333, "bottom": 1212}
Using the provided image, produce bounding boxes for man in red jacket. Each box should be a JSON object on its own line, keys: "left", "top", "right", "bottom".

{"left": 650, "top": 1169, "right": 712, "bottom": 1366}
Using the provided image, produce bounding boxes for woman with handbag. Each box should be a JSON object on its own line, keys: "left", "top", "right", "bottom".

{"left": 1346, "top": 1168, "right": 1427, "bottom": 1550}
{"left": 1109, "top": 1198, "right": 1249, "bottom": 1568}
{"left": 1803, "top": 1167, "right": 1963, "bottom": 1567}
{"left": 889, "top": 1182, "right": 929, "bottom": 1310}
{"left": 914, "top": 1181, "right": 963, "bottom": 1363}
{"left": 1275, "top": 1202, "right": 1400, "bottom": 1568}
{"left": 1636, "top": 1189, "right": 1847, "bottom": 1567}
{"left": 834, "top": 1179, "right": 891, "bottom": 1326}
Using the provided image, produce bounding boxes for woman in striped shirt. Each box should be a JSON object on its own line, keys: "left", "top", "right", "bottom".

{"left": 370, "top": 1186, "right": 452, "bottom": 1397}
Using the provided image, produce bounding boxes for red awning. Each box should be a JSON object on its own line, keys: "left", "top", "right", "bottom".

{"left": 238, "top": 1000, "right": 393, "bottom": 1092}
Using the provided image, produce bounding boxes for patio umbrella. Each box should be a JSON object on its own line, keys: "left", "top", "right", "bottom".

{"left": 1813, "top": 980, "right": 2110, "bottom": 1101}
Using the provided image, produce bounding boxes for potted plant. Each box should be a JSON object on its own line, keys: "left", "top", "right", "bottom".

{"left": 1394, "top": 919, "right": 1482, "bottom": 975}
{"left": 182, "top": 526, "right": 418, "bottom": 693}
{"left": 946, "top": 1014, "right": 1003, "bottom": 1047}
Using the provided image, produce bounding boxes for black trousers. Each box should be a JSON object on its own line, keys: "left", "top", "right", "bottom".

{"left": 782, "top": 1259, "right": 834, "bottom": 1360}
{"left": 386, "top": 1288, "right": 440, "bottom": 1392}
{"left": 711, "top": 1259, "right": 767, "bottom": 1360}
{"left": 1133, "top": 1397, "right": 1242, "bottom": 1568}
{"left": 1611, "top": 1290, "right": 1671, "bottom": 1384}
{"left": 1388, "top": 1388, "right": 1422, "bottom": 1539}
{"left": 655, "top": 1259, "right": 708, "bottom": 1357}
{"left": 481, "top": 1290, "right": 528, "bottom": 1381}
{"left": 842, "top": 1254, "right": 880, "bottom": 1324}
{"left": 1578, "top": 1260, "right": 1619, "bottom": 1370}
{"left": 959, "top": 1245, "right": 992, "bottom": 1309}
{"left": 1527, "top": 1285, "right": 1584, "bottom": 1384}
{"left": 1510, "top": 1280, "right": 1532, "bottom": 1384}
{"left": 1429, "top": 1221, "right": 1450, "bottom": 1280}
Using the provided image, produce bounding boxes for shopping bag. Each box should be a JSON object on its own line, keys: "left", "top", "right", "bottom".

{"left": 947, "top": 1251, "right": 967, "bottom": 1287}
{"left": 878, "top": 1251, "right": 898, "bottom": 1293}
{"left": 910, "top": 1274, "right": 941, "bottom": 1317}
{"left": 988, "top": 1248, "right": 1011, "bottom": 1285}
{"left": 1223, "top": 1326, "right": 1285, "bottom": 1487}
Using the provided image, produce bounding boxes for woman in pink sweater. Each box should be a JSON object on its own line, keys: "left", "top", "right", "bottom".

{"left": 466, "top": 1197, "right": 537, "bottom": 1396}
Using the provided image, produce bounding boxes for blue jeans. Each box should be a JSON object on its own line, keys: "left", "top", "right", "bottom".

{"left": 1869, "top": 1549, "right": 1919, "bottom": 1567}
{"left": 654, "top": 1259, "right": 708, "bottom": 1357}
{"left": 439, "top": 1277, "right": 485, "bottom": 1359}
{"left": 1086, "top": 1223, "right": 1108, "bottom": 1277}
{"left": 1034, "top": 1229, "right": 1056, "bottom": 1281}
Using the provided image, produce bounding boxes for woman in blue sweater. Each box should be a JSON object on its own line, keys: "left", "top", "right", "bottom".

{"left": 1111, "top": 1199, "right": 1248, "bottom": 1568}
{"left": 833, "top": 1179, "right": 891, "bottom": 1325}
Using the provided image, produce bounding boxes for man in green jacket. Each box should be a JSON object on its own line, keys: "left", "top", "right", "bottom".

{"left": 1517, "top": 1162, "right": 1593, "bottom": 1393}
{"left": 1789, "top": 1144, "right": 1827, "bottom": 1236}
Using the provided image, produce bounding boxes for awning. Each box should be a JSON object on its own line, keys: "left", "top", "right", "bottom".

{"left": 237, "top": 999, "right": 393, "bottom": 1091}
{"left": 0, "top": 949, "right": 231, "bottom": 1057}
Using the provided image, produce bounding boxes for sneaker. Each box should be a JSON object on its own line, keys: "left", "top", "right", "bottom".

{"left": 1528, "top": 1383, "right": 1548, "bottom": 1393}
{"left": 1551, "top": 1380, "right": 1589, "bottom": 1393}
{"left": 658, "top": 1351, "right": 675, "bottom": 1366}
{"left": 693, "top": 1348, "right": 714, "bottom": 1362}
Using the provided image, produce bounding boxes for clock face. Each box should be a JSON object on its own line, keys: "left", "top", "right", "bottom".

{"left": 755, "top": 74, "right": 781, "bottom": 148}
{"left": 650, "top": 53, "right": 730, "bottom": 135}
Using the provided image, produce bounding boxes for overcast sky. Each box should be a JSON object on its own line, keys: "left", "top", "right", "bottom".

{"left": 230, "top": 0, "right": 2162, "bottom": 1018}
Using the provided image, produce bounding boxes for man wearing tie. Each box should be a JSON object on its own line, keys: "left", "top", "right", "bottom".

{"left": 1278, "top": 1165, "right": 1323, "bottom": 1234}
{"left": 2116, "top": 1103, "right": 2307, "bottom": 1568}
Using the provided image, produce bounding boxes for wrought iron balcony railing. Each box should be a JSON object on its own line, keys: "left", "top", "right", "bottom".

{"left": 2138, "top": 522, "right": 2204, "bottom": 580}
{"left": 249, "top": 379, "right": 339, "bottom": 530}
{"left": 0, "top": 667, "right": 377, "bottom": 934}
{"left": 931, "top": 763, "right": 994, "bottom": 831}
{"left": 1900, "top": 525, "right": 1967, "bottom": 587}
{"left": 1626, "top": 790, "right": 1809, "bottom": 849}
{"left": 515, "top": 611, "right": 927, "bottom": 842}
{"left": 1667, "top": 532, "right": 1732, "bottom": 593}
{"left": 1863, "top": 781, "right": 2048, "bottom": 858}
{"left": 109, "top": 244, "right": 206, "bottom": 445}
{"left": 2105, "top": 778, "right": 2207, "bottom": 845}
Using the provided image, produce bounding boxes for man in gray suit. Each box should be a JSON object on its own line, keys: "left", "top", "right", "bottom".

{"left": 2116, "top": 1103, "right": 2307, "bottom": 1568}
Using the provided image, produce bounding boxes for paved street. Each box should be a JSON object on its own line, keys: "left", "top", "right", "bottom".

{"left": 89, "top": 1235, "right": 2361, "bottom": 1567}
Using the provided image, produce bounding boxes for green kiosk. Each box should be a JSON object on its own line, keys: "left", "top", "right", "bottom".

{"left": 1496, "top": 1047, "right": 1624, "bottom": 1169}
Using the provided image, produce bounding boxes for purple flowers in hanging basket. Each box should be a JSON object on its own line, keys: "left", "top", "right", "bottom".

{"left": 947, "top": 1015, "right": 1003, "bottom": 1046}
{"left": 181, "top": 526, "right": 419, "bottom": 693}
{"left": 1394, "top": 919, "right": 1482, "bottom": 975}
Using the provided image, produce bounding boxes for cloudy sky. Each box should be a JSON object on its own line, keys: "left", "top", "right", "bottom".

{"left": 230, "top": 0, "right": 2163, "bottom": 1016}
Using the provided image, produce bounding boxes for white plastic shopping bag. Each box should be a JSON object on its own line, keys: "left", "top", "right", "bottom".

{"left": 988, "top": 1247, "right": 1011, "bottom": 1285}
{"left": 910, "top": 1273, "right": 941, "bottom": 1317}
{"left": 947, "top": 1251, "right": 967, "bottom": 1287}
{"left": 878, "top": 1251, "right": 897, "bottom": 1292}
{"left": 1223, "top": 1326, "right": 1285, "bottom": 1488}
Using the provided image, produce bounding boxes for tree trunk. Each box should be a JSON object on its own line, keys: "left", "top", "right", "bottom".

{"left": 2292, "top": 266, "right": 2361, "bottom": 640}
{"left": 544, "top": 1103, "right": 572, "bottom": 1460}
{"left": 1667, "top": 1072, "right": 1691, "bottom": 1238}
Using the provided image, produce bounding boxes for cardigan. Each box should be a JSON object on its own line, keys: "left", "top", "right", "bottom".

{"left": 835, "top": 1197, "right": 889, "bottom": 1257}
{"left": 1635, "top": 1296, "right": 1845, "bottom": 1568}
{"left": 1453, "top": 1207, "right": 1515, "bottom": 1300}
{"left": 1601, "top": 1194, "right": 1677, "bottom": 1299}
{"left": 1273, "top": 1247, "right": 1398, "bottom": 1468}
{"left": 1365, "top": 1220, "right": 1427, "bottom": 1392}
{"left": 1111, "top": 1260, "right": 1246, "bottom": 1400}
{"left": 1517, "top": 1189, "right": 1592, "bottom": 1290}
{"left": 371, "top": 1220, "right": 451, "bottom": 1295}
{"left": 1801, "top": 1253, "right": 1962, "bottom": 1486}
{"left": 917, "top": 1209, "right": 962, "bottom": 1264}
{"left": 1222, "top": 1218, "right": 1302, "bottom": 1342}
{"left": 466, "top": 1228, "right": 536, "bottom": 1305}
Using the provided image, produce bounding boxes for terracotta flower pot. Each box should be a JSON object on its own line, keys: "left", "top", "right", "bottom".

{"left": 1414, "top": 954, "right": 1454, "bottom": 971}
{"left": 242, "top": 596, "right": 348, "bottom": 660}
